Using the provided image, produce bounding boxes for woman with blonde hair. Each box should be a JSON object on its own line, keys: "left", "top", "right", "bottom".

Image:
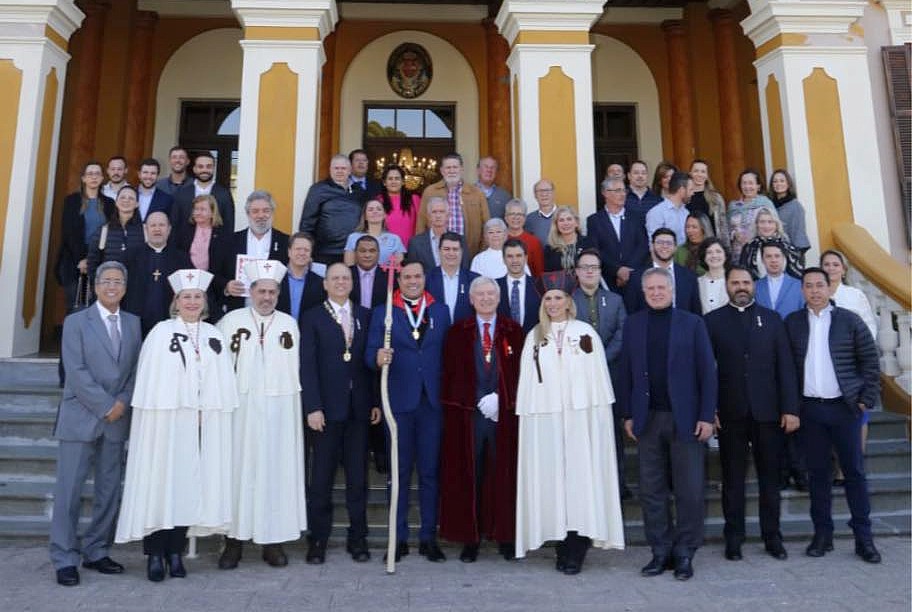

{"left": 727, "top": 169, "right": 774, "bottom": 261}
{"left": 738, "top": 206, "right": 803, "bottom": 279}
{"left": 688, "top": 159, "right": 729, "bottom": 247}
{"left": 543, "top": 206, "right": 593, "bottom": 274}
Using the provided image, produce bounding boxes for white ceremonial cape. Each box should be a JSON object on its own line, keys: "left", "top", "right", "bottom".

{"left": 217, "top": 308, "right": 307, "bottom": 543}
{"left": 514, "top": 318, "right": 625, "bottom": 558}
{"left": 116, "top": 318, "right": 238, "bottom": 543}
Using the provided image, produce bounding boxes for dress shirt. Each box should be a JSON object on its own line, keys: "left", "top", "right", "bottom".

{"left": 441, "top": 267, "right": 461, "bottom": 321}
{"left": 428, "top": 228, "right": 443, "bottom": 267}
{"left": 246, "top": 229, "right": 272, "bottom": 260}
{"left": 804, "top": 305, "right": 842, "bottom": 399}
{"left": 767, "top": 273, "right": 784, "bottom": 306}
{"left": 506, "top": 274, "right": 526, "bottom": 325}
{"left": 95, "top": 301, "right": 122, "bottom": 336}
{"left": 138, "top": 187, "right": 154, "bottom": 220}
{"left": 194, "top": 180, "right": 214, "bottom": 197}
{"left": 645, "top": 199, "right": 689, "bottom": 246}
{"left": 476, "top": 182, "right": 494, "bottom": 198}
{"left": 101, "top": 182, "right": 125, "bottom": 201}
{"left": 328, "top": 298, "right": 352, "bottom": 324}
{"left": 608, "top": 208, "right": 625, "bottom": 239}
{"left": 358, "top": 266, "right": 377, "bottom": 310}
{"left": 286, "top": 270, "right": 306, "bottom": 321}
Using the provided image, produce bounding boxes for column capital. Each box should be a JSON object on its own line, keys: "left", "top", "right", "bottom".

{"left": 660, "top": 19, "right": 686, "bottom": 36}
{"left": 0, "top": 0, "right": 86, "bottom": 41}
{"left": 495, "top": 0, "right": 603, "bottom": 46}
{"left": 708, "top": 8, "right": 736, "bottom": 26}
{"left": 741, "top": 0, "right": 866, "bottom": 49}
{"left": 231, "top": 0, "right": 338, "bottom": 41}
{"left": 133, "top": 9, "right": 158, "bottom": 30}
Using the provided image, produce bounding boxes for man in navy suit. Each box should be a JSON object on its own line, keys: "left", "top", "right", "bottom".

{"left": 213, "top": 190, "right": 290, "bottom": 319}
{"left": 705, "top": 266, "right": 800, "bottom": 562}
{"left": 277, "top": 232, "right": 325, "bottom": 325}
{"left": 586, "top": 177, "right": 650, "bottom": 292}
{"left": 785, "top": 268, "right": 882, "bottom": 564}
{"left": 348, "top": 149, "right": 383, "bottom": 203}
{"left": 135, "top": 158, "right": 173, "bottom": 221}
{"left": 367, "top": 260, "right": 451, "bottom": 562}
{"left": 496, "top": 239, "right": 540, "bottom": 335}
{"left": 427, "top": 232, "right": 478, "bottom": 324}
{"left": 617, "top": 267, "right": 717, "bottom": 581}
{"left": 350, "top": 235, "right": 390, "bottom": 312}
{"left": 170, "top": 152, "right": 235, "bottom": 236}
{"left": 625, "top": 228, "right": 701, "bottom": 314}
{"left": 755, "top": 242, "right": 805, "bottom": 318}
{"left": 300, "top": 263, "right": 380, "bottom": 564}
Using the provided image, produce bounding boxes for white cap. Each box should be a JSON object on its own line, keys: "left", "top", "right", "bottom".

{"left": 168, "top": 269, "right": 214, "bottom": 293}
{"left": 244, "top": 259, "right": 287, "bottom": 285}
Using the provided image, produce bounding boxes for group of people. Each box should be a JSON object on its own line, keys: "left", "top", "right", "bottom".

{"left": 49, "top": 149, "right": 883, "bottom": 588}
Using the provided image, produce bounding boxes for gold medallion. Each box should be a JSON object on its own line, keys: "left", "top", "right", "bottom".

{"left": 343, "top": 350, "right": 351, "bottom": 362}
{"left": 412, "top": 329, "right": 420, "bottom": 340}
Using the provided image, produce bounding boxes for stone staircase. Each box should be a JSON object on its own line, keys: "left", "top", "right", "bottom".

{"left": 1, "top": 357, "right": 909, "bottom": 546}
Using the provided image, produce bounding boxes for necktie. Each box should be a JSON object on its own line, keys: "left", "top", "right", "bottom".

{"left": 510, "top": 279, "right": 521, "bottom": 323}
{"left": 107, "top": 314, "right": 121, "bottom": 361}
{"left": 483, "top": 321, "right": 492, "bottom": 369}
{"left": 339, "top": 306, "right": 351, "bottom": 339}
{"left": 360, "top": 270, "right": 373, "bottom": 309}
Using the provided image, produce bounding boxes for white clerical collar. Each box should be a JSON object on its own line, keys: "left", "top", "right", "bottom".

{"left": 148, "top": 243, "right": 166, "bottom": 253}
{"left": 732, "top": 300, "right": 756, "bottom": 313}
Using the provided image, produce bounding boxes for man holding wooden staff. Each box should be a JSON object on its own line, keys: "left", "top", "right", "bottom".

{"left": 367, "top": 259, "right": 451, "bottom": 563}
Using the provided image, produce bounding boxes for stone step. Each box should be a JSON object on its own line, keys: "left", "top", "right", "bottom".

{"left": 0, "top": 388, "right": 61, "bottom": 415}
{"left": 0, "top": 358, "right": 59, "bottom": 389}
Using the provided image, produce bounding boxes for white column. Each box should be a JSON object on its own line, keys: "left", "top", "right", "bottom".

{"left": 496, "top": 0, "right": 603, "bottom": 221}
{"left": 0, "top": 1, "right": 82, "bottom": 357}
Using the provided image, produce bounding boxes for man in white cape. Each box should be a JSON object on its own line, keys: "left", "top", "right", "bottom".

{"left": 215, "top": 259, "right": 307, "bottom": 568}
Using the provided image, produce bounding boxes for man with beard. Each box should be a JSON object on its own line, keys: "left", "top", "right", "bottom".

{"left": 367, "top": 260, "right": 451, "bottom": 562}
{"left": 213, "top": 190, "right": 289, "bottom": 318}
{"left": 704, "top": 265, "right": 799, "bottom": 562}
{"left": 624, "top": 160, "right": 662, "bottom": 216}
{"left": 216, "top": 260, "right": 308, "bottom": 569}
{"left": 417, "top": 153, "right": 489, "bottom": 257}
{"left": 135, "top": 159, "right": 173, "bottom": 221}
{"left": 171, "top": 152, "right": 235, "bottom": 236}
{"left": 155, "top": 146, "right": 192, "bottom": 196}
{"left": 123, "top": 212, "right": 191, "bottom": 336}
{"left": 101, "top": 156, "right": 129, "bottom": 200}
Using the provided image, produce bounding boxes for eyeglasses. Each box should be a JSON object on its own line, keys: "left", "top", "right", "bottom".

{"left": 603, "top": 188, "right": 625, "bottom": 193}
{"left": 577, "top": 265, "right": 601, "bottom": 272}
{"left": 534, "top": 188, "right": 554, "bottom": 194}
{"left": 505, "top": 212, "right": 525, "bottom": 217}
{"left": 653, "top": 239, "right": 676, "bottom": 247}
{"left": 96, "top": 279, "right": 125, "bottom": 287}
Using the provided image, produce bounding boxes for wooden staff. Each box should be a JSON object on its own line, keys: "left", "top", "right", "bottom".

{"left": 379, "top": 260, "right": 402, "bottom": 573}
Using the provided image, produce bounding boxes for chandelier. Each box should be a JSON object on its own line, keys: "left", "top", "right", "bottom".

{"left": 375, "top": 148, "right": 438, "bottom": 191}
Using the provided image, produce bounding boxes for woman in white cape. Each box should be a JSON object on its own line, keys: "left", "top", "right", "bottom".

{"left": 115, "top": 269, "right": 238, "bottom": 582}
{"left": 515, "top": 275, "right": 624, "bottom": 574}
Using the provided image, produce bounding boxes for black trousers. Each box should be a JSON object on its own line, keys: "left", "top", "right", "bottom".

{"left": 637, "top": 411, "right": 706, "bottom": 559}
{"left": 143, "top": 527, "right": 188, "bottom": 556}
{"left": 469, "top": 410, "right": 498, "bottom": 545}
{"left": 718, "top": 416, "right": 784, "bottom": 543}
{"left": 307, "top": 418, "right": 369, "bottom": 543}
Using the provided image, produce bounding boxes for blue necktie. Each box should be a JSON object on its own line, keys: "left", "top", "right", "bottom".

{"left": 510, "top": 279, "right": 521, "bottom": 323}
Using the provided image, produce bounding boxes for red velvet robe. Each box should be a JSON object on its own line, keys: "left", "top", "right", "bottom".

{"left": 438, "top": 317, "right": 524, "bottom": 544}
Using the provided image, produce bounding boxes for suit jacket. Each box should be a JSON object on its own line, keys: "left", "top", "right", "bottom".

{"left": 704, "top": 303, "right": 799, "bottom": 424}
{"left": 586, "top": 207, "right": 650, "bottom": 289}
{"left": 171, "top": 182, "right": 235, "bottom": 236}
{"left": 139, "top": 188, "right": 173, "bottom": 221}
{"left": 406, "top": 230, "right": 470, "bottom": 273}
{"left": 122, "top": 245, "right": 192, "bottom": 336}
{"left": 299, "top": 303, "right": 376, "bottom": 421}
{"left": 212, "top": 228, "right": 290, "bottom": 315}
{"left": 55, "top": 191, "right": 115, "bottom": 285}
{"left": 785, "top": 304, "right": 880, "bottom": 410}
{"left": 350, "top": 177, "right": 383, "bottom": 204}
{"left": 427, "top": 266, "right": 479, "bottom": 324}
{"left": 572, "top": 286, "right": 626, "bottom": 367}
{"left": 172, "top": 222, "right": 230, "bottom": 317}
{"left": 55, "top": 305, "right": 141, "bottom": 443}
{"left": 417, "top": 180, "right": 490, "bottom": 257}
{"left": 276, "top": 268, "right": 326, "bottom": 326}
{"left": 365, "top": 299, "right": 451, "bottom": 413}
{"left": 756, "top": 274, "right": 805, "bottom": 319}
{"left": 496, "top": 275, "right": 541, "bottom": 335}
{"left": 625, "top": 264, "right": 702, "bottom": 315}
{"left": 616, "top": 308, "right": 717, "bottom": 441}
{"left": 350, "top": 265, "right": 390, "bottom": 311}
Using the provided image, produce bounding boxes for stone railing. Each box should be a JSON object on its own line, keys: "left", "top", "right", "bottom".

{"left": 832, "top": 224, "right": 911, "bottom": 419}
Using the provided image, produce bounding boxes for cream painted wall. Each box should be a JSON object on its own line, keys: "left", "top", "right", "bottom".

{"left": 590, "top": 34, "right": 663, "bottom": 171}
{"left": 152, "top": 28, "right": 243, "bottom": 163}
{"left": 861, "top": 4, "right": 909, "bottom": 259}
{"left": 338, "top": 30, "right": 479, "bottom": 176}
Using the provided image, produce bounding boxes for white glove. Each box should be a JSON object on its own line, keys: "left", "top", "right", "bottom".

{"left": 477, "top": 392, "right": 499, "bottom": 422}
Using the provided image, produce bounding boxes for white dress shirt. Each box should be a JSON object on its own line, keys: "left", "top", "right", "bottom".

{"left": 246, "top": 228, "right": 273, "bottom": 260}
{"left": 767, "top": 273, "right": 784, "bottom": 307}
{"left": 804, "top": 305, "right": 842, "bottom": 399}
{"left": 471, "top": 248, "right": 508, "bottom": 279}
{"left": 441, "top": 267, "right": 460, "bottom": 321}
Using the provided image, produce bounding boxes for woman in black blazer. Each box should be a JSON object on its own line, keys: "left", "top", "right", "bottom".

{"left": 55, "top": 161, "right": 114, "bottom": 310}
{"left": 86, "top": 185, "right": 145, "bottom": 282}
{"left": 542, "top": 206, "right": 593, "bottom": 275}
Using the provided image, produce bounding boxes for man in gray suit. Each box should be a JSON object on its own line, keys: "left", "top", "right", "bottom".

{"left": 475, "top": 156, "right": 512, "bottom": 220}
{"left": 571, "top": 248, "right": 629, "bottom": 498}
{"left": 50, "top": 261, "right": 141, "bottom": 586}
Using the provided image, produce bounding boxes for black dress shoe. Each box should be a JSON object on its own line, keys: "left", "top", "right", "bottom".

{"left": 806, "top": 533, "right": 834, "bottom": 557}
{"left": 383, "top": 541, "right": 409, "bottom": 562}
{"left": 555, "top": 542, "right": 567, "bottom": 572}
{"left": 262, "top": 544, "right": 288, "bottom": 567}
{"left": 833, "top": 477, "right": 846, "bottom": 487}
{"left": 459, "top": 544, "right": 479, "bottom": 563}
{"left": 418, "top": 540, "right": 446, "bottom": 562}
{"left": 82, "top": 556, "right": 125, "bottom": 574}
{"left": 640, "top": 555, "right": 669, "bottom": 577}
{"left": 167, "top": 554, "right": 186, "bottom": 578}
{"left": 306, "top": 539, "right": 327, "bottom": 565}
{"left": 855, "top": 541, "right": 882, "bottom": 564}
{"left": 346, "top": 538, "right": 371, "bottom": 563}
{"left": 56, "top": 566, "right": 79, "bottom": 587}
{"left": 147, "top": 555, "right": 165, "bottom": 582}
{"left": 218, "top": 538, "right": 243, "bottom": 570}
{"left": 791, "top": 473, "right": 808, "bottom": 492}
{"left": 620, "top": 486, "right": 633, "bottom": 501}
{"left": 765, "top": 538, "right": 788, "bottom": 560}
{"left": 673, "top": 556, "right": 694, "bottom": 581}
{"left": 498, "top": 542, "right": 516, "bottom": 561}
{"left": 724, "top": 543, "right": 742, "bottom": 561}
{"left": 562, "top": 559, "right": 582, "bottom": 575}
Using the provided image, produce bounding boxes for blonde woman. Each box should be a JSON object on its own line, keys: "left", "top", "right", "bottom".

{"left": 543, "top": 206, "right": 593, "bottom": 274}
{"left": 738, "top": 206, "right": 803, "bottom": 279}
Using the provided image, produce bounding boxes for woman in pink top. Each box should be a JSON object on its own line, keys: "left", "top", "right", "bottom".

{"left": 377, "top": 164, "right": 420, "bottom": 245}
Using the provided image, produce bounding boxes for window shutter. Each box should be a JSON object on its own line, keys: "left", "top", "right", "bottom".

{"left": 882, "top": 44, "right": 911, "bottom": 239}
